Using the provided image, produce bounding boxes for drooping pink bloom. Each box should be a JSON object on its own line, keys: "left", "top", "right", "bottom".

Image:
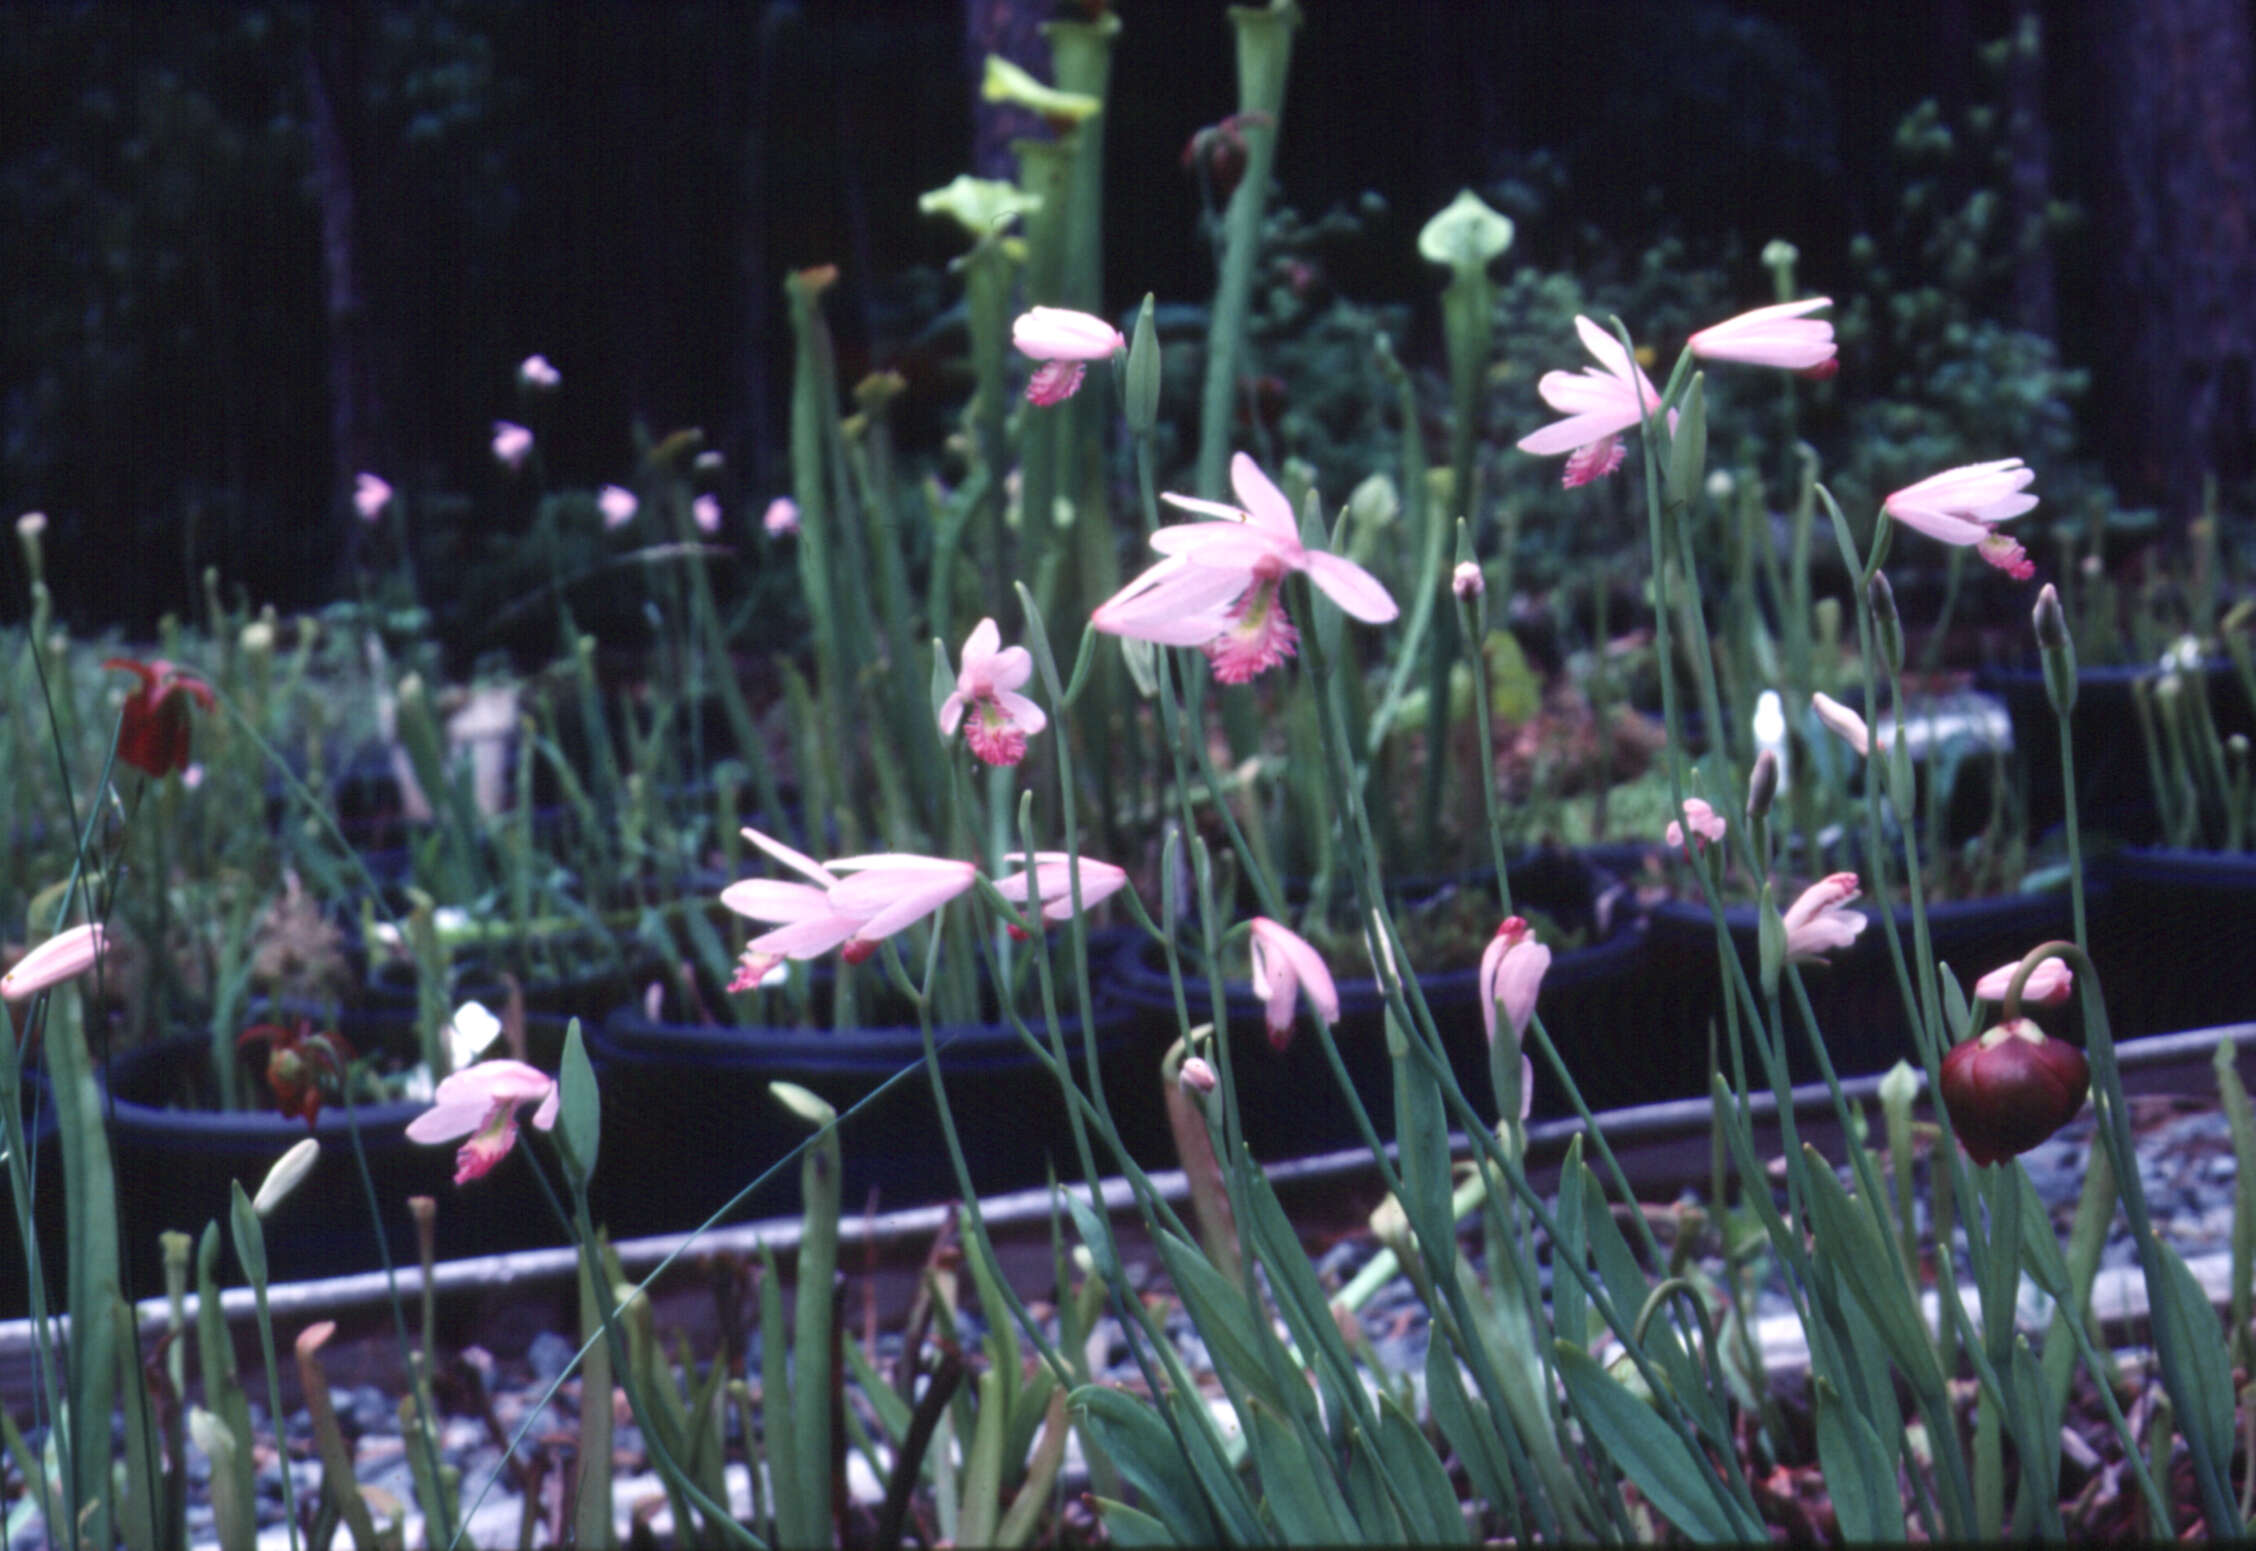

{"left": 492, "top": 421, "right": 534, "bottom": 471}
{"left": 1479, "top": 917, "right": 1550, "bottom": 1120}
{"left": 1012, "top": 307, "right": 1125, "bottom": 406}
{"left": 723, "top": 830, "right": 977, "bottom": 966}
{"left": 1687, "top": 298, "right": 1836, "bottom": 371}
{"left": 1516, "top": 316, "right": 1674, "bottom": 484}
{"left": 937, "top": 618, "right": 1047, "bottom": 766}
{"left": 693, "top": 494, "right": 722, "bottom": 534}
{"left": 517, "top": 354, "right": 561, "bottom": 392}
{"left": 763, "top": 497, "right": 800, "bottom": 537}
{"left": 2, "top": 924, "right": 108, "bottom": 1003}
{"left": 598, "top": 485, "right": 639, "bottom": 529}
{"left": 1092, "top": 452, "right": 1398, "bottom": 683}
{"left": 1665, "top": 798, "right": 1727, "bottom": 852}
{"left": 994, "top": 852, "right": 1130, "bottom": 923}
{"left": 354, "top": 473, "right": 393, "bottom": 522}
{"left": 1247, "top": 917, "right": 1340, "bottom": 1052}
{"left": 1811, "top": 692, "right": 1875, "bottom": 757}
{"left": 405, "top": 1060, "right": 559, "bottom": 1185}
{"left": 1882, "top": 460, "right": 2038, "bottom": 577}
{"left": 1782, "top": 873, "right": 1869, "bottom": 963}
{"left": 1972, "top": 956, "right": 2074, "bottom": 1007}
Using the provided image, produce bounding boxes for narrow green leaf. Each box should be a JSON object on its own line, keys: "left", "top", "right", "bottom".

{"left": 1088, "top": 1495, "right": 1179, "bottom": 1548}
{"left": 2146, "top": 1232, "right": 2238, "bottom": 1493}
{"left": 557, "top": 1018, "right": 600, "bottom": 1187}
{"left": 1800, "top": 1148, "right": 1944, "bottom": 1398}
{"left": 1072, "top": 1387, "right": 1222, "bottom": 1546}
{"left": 1425, "top": 1341, "right": 1514, "bottom": 1515}
{"left": 1374, "top": 1391, "right": 1470, "bottom": 1545}
{"left": 189, "top": 1406, "right": 255, "bottom": 1551}
{"left": 228, "top": 1181, "right": 268, "bottom": 1292}
{"left": 1668, "top": 373, "right": 1708, "bottom": 507}
{"left": 1245, "top": 1400, "right": 1352, "bottom": 1545}
{"left": 1150, "top": 1229, "right": 1300, "bottom": 1422}
{"left": 1553, "top": 1343, "right": 1751, "bottom": 1543}
{"left": 2014, "top": 1165, "right": 2071, "bottom": 1299}
{"left": 957, "top": 1367, "right": 1007, "bottom": 1549}
{"left": 1814, "top": 1376, "right": 1905, "bottom": 1543}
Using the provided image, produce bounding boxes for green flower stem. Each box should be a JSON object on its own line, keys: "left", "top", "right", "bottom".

{"left": 339, "top": 1099, "right": 460, "bottom": 1550}
{"left": 564, "top": 1184, "right": 762, "bottom": 1549}
{"left": 1193, "top": 1, "right": 1300, "bottom": 499}
{"left": 1360, "top": 335, "right": 1438, "bottom": 764}
{"left": 1297, "top": 577, "right": 1755, "bottom": 1539}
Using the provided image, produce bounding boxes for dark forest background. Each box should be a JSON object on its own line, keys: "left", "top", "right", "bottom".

{"left": 4, "top": 0, "right": 2253, "bottom": 640}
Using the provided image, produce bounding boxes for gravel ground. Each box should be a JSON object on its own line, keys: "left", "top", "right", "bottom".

{"left": 7, "top": 1096, "right": 2241, "bottom": 1549}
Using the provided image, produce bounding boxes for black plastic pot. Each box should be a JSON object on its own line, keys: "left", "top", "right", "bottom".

{"left": 1106, "top": 850, "right": 1660, "bottom": 1154}
{"left": 1977, "top": 659, "right": 2254, "bottom": 844}
{"left": 1644, "top": 882, "right": 2100, "bottom": 1086}
{"left": 583, "top": 959, "right": 1168, "bottom": 1236}
{"left": 101, "top": 1012, "right": 575, "bottom": 1292}
{"left": 2092, "top": 847, "right": 2256, "bottom": 1039}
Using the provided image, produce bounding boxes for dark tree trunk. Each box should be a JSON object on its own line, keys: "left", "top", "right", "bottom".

{"left": 2005, "top": 0, "right": 2057, "bottom": 339}
{"left": 304, "top": 3, "right": 377, "bottom": 584}
{"left": 2086, "top": 0, "right": 2256, "bottom": 516}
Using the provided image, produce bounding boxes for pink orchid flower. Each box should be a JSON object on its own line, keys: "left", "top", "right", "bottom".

{"left": 1092, "top": 452, "right": 1398, "bottom": 683}
{"left": 518, "top": 354, "right": 561, "bottom": 391}
{"left": 1883, "top": 459, "right": 2038, "bottom": 579}
{"left": 354, "top": 473, "right": 393, "bottom": 522}
{"left": 598, "top": 485, "right": 639, "bottom": 529}
{"left": 1516, "top": 316, "right": 1676, "bottom": 488}
{"left": 1012, "top": 307, "right": 1125, "bottom": 406}
{"left": 994, "top": 852, "right": 1130, "bottom": 923}
{"left": 1666, "top": 797, "right": 1727, "bottom": 851}
{"left": 1972, "top": 957, "right": 2074, "bottom": 1007}
{"left": 1782, "top": 873, "right": 1869, "bottom": 963}
{"left": 491, "top": 421, "right": 534, "bottom": 471}
{"left": 763, "top": 496, "right": 800, "bottom": 537}
{"left": 1688, "top": 298, "right": 1836, "bottom": 372}
{"left": 1480, "top": 917, "right": 1550, "bottom": 1120}
{"left": 1247, "top": 916, "right": 1340, "bottom": 1051}
{"left": 2, "top": 924, "right": 108, "bottom": 1003}
{"left": 722, "top": 830, "right": 977, "bottom": 967}
{"left": 405, "top": 1059, "right": 559, "bottom": 1185}
{"left": 938, "top": 618, "right": 1047, "bottom": 766}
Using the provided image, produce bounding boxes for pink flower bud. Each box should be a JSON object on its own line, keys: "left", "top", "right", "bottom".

{"left": 2, "top": 924, "right": 108, "bottom": 1003}
{"left": 1451, "top": 560, "right": 1485, "bottom": 599}
{"left": 1178, "top": 1057, "right": 1217, "bottom": 1095}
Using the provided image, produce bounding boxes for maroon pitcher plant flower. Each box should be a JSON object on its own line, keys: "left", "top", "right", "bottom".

{"left": 1940, "top": 1020, "right": 2090, "bottom": 1166}
{"left": 237, "top": 1020, "right": 356, "bottom": 1128}
{"left": 105, "top": 657, "right": 214, "bottom": 778}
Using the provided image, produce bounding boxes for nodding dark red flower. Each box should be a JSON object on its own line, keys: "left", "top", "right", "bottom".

{"left": 103, "top": 657, "right": 214, "bottom": 778}
{"left": 237, "top": 1020, "right": 357, "bottom": 1128}
{"left": 1940, "top": 1019, "right": 2090, "bottom": 1166}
